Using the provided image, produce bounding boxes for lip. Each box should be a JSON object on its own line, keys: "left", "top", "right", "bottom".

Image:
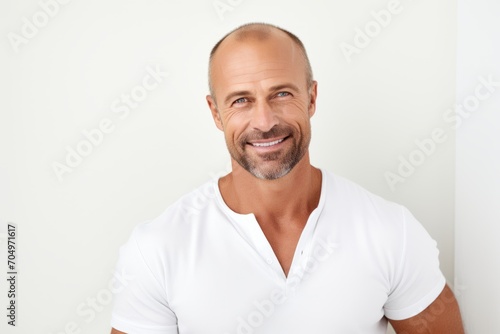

{"left": 246, "top": 136, "right": 289, "bottom": 151}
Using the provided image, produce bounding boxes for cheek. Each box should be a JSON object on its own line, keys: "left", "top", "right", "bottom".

{"left": 277, "top": 99, "right": 310, "bottom": 118}
{"left": 280, "top": 101, "right": 312, "bottom": 128}
{"left": 221, "top": 114, "right": 248, "bottom": 146}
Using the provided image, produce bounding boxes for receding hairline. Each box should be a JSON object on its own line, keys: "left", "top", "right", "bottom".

{"left": 210, "top": 23, "right": 293, "bottom": 58}
{"left": 208, "top": 23, "right": 313, "bottom": 99}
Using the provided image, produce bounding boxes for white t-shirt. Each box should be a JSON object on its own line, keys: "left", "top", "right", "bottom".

{"left": 111, "top": 170, "right": 446, "bottom": 334}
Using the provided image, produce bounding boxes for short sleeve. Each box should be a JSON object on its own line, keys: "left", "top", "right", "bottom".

{"left": 111, "top": 226, "right": 178, "bottom": 333}
{"left": 383, "top": 207, "right": 446, "bottom": 320}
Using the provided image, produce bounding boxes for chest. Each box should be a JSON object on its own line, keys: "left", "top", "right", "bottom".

{"left": 167, "top": 237, "right": 389, "bottom": 334}
{"left": 163, "top": 200, "right": 393, "bottom": 333}
{"left": 259, "top": 222, "right": 305, "bottom": 277}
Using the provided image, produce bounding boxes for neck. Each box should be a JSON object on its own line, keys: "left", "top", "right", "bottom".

{"left": 218, "top": 153, "right": 322, "bottom": 226}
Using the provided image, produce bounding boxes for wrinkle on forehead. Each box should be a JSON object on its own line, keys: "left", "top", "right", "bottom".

{"left": 211, "top": 36, "right": 304, "bottom": 98}
{"left": 221, "top": 61, "right": 293, "bottom": 80}
{"left": 208, "top": 24, "right": 313, "bottom": 101}
{"left": 216, "top": 33, "right": 299, "bottom": 67}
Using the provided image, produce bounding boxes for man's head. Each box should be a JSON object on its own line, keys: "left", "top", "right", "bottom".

{"left": 208, "top": 23, "right": 314, "bottom": 100}
{"left": 206, "top": 23, "right": 317, "bottom": 180}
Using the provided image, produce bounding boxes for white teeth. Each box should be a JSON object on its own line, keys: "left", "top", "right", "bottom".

{"left": 252, "top": 138, "right": 284, "bottom": 147}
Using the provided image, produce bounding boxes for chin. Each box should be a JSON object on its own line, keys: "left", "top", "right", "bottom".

{"left": 248, "top": 164, "right": 294, "bottom": 180}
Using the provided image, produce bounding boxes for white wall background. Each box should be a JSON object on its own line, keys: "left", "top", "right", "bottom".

{"left": 455, "top": 0, "right": 500, "bottom": 333}
{"left": 0, "top": 0, "right": 458, "bottom": 333}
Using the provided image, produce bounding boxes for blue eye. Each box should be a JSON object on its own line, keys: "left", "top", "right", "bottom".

{"left": 233, "top": 97, "right": 248, "bottom": 104}
{"left": 276, "top": 92, "right": 290, "bottom": 97}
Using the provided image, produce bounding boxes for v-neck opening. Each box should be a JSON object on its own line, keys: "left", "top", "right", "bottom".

{"left": 213, "top": 170, "right": 328, "bottom": 283}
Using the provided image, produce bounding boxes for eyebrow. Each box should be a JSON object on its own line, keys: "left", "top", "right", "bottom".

{"left": 224, "top": 90, "right": 252, "bottom": 106}
{"left": 268, "top": 83, "right": 301, "bottom": 94}
{"left": 222, "top": 83, "right": 301, "bottom": 106}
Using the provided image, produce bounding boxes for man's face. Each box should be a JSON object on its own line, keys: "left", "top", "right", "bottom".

{"left": 207, "top": 32, "right": 317, "bottom": 180}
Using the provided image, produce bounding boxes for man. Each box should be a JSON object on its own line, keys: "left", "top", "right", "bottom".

{"left": 110, "top": 23, "right": 464, "bottom": 333}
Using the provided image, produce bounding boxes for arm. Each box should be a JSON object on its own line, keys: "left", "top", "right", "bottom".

{"left": 389, "top": 284, "right": 465, "bottom": 334}
{"left": 110, "top": 328, "right": 126, "bottom": 334}
{"left": 110, "top": 225, "right": 178, "bottom": 334}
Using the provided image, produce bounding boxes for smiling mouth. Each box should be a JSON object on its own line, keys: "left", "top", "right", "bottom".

{"left": 248, "top": 136, "right": 289, "bottom": 148}
{"left": 251, "top": 138, "right": 284, "bottom": 147}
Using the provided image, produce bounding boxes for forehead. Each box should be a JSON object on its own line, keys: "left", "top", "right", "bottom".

{"left": 210, "top": 33, "right": 305, "bottom": 95}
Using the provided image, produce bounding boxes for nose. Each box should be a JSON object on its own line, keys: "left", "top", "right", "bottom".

{"left": 250, "top": 100, "right": 279, "bottom": 132}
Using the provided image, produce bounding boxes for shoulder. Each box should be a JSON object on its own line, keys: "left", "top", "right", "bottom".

{"left": 118, "top": 179, "right": 226, "bottom": 286}
{"left": 319, "top": 171, "right": 443, "bottom": 293}
{"left": 322, "top": 170, "right": 406, "bottom": 224}
{"left": 130, "top": 179, "right": 221, "bottom": 253}
{"left": 318, "top": 170, "right": 426, "bottom": 265}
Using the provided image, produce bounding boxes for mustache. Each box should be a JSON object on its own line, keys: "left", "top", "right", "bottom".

{"left": 241, "top": 126, "right": 292, "bottom": 142}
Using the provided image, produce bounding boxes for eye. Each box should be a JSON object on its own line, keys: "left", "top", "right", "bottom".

{"left": 276, "top": 91, "right": 291, "bottom": 98}
{"left": 233, "top": 97, "right": 248, "bottom": 105}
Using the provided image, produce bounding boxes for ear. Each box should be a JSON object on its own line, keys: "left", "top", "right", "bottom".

{"left": 206, "top": 95, "right": 224, "bottom": 131}
{"left": 308, "top": 81, "right": 318, "bottom": 118}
